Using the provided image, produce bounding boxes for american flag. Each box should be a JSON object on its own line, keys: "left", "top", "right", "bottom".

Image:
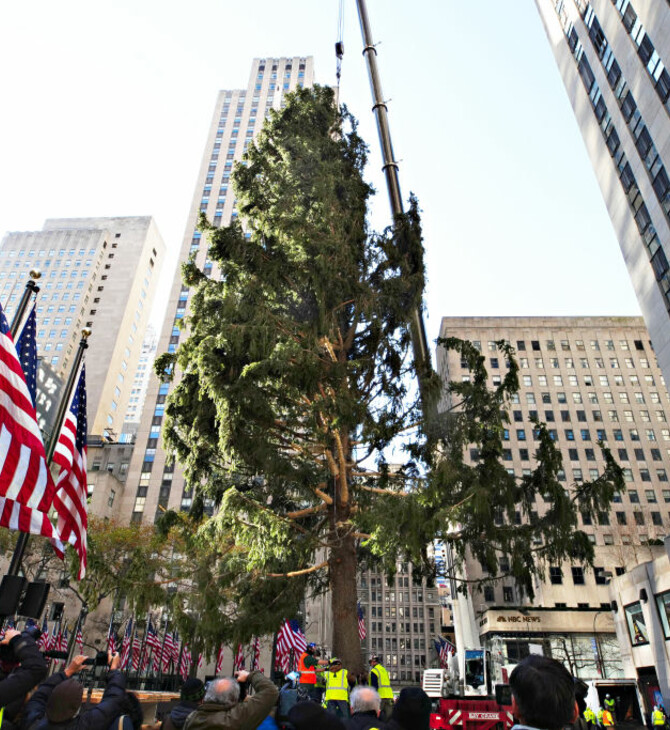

{"left": 197, "top": 653, "right": 203, "bottom": 669}
{"left": 276, "top": 619, "right": 306, "bottom": 673}
{"left": 52, "top": 366, "right": 88, "bottom": 579}
{"left": 179, "top": 643, "right": 192, "bottom": 680}
{"left": 163, "top": 632, "right": 176, "bottom": 671}
{"left": 251, "top": 637, "right": 260, "bottom": 670}
{"left": 215, "top": 644, "right": 224, "bottom": 674}
{"left": 435, "top": 637, "right": 455, "bottom": 668}
{"left": 146, "top": 619, "right": 160, "bottom": 651}
{"left": 233, "top": 643, "right": 245, "bottom": 672}
{"left": 0, "top": 302, "right": 61, "bottom": 544}
{"left": 120, "top": 619, "right": 134, "bottom": 669}
{"left": 357, "top": 602, "right": 367, "bottom": 641}
{"left": 106, "top": 622, "right": 116, "bottom": 654}
{"left": 15, "top": 306, "right": 37, "bottom": 406}
{"left": 153, "top": 639, "right": 164, "bottom": 673}
{"left": 75, "top": 626, "right": 83, "bottom": 654}
{"left": 131, "top": 632, "right": 142, "bottom": 671}
{"left": 37, "top": 617, "right": 50, "bottom": 651}
{"left": 59, "top": 627, "right": 68, "bottom": 653}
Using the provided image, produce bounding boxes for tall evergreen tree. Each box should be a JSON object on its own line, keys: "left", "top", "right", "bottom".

{"left": 157, "top": 86, "right": 624, "bottom": 672}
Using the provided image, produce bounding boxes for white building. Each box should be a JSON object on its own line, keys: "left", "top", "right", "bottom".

{"left": 535, "top": 0, "right": 670, "bottom": 389}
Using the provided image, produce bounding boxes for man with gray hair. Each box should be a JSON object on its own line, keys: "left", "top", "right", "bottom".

{"left": 183, "top": 669, "right": 278, "bottom": 730}
{"left": 347, "top": 686, "right": 386, "bottom": 730}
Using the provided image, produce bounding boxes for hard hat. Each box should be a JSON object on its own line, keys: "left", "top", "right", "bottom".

{"left": 329, "top": 657, "right": 342, "bottom": 664}
{"left": 606, "top": 694, "right": 610, "bottom": 698}
{"left": 286, "top": 671, "right": 300, "bottom": 682}
{"left": 369, "top": 655, "right": 380, "bottom": 663}
{"left": 308, "top": 642, "right": 317, "bottom": 649}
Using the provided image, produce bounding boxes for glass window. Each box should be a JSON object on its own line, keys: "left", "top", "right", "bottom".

{"left": 624, "top": 602, "right": 649, "bottom": 645}
{"left": 655, "top": 592, "right": 670, "bottom": 639}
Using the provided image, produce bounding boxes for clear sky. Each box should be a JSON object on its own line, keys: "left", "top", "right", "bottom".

{"left": 0, "top": 0, "right": 641, "bottom": 350}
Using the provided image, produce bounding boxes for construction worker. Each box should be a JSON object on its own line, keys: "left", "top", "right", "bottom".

{"left": 368, "top": 655, "right": 394, "bottom": 722}
{"left": 602, "top": 706, "right": 614, "bottom": 728}
{"left": 584, "top": 706, "right": 597, "bottom": 729}
{"left": 297, "top": 642, "right": 328, "bottom": 700}
{"left": 324, "top": 657, "right": 349, "bottom": 721}
{"left": 605, "top": 694, "right": 615, "bottom": 718}
{"left": 652, "top": 705, "right": 666, "bottom": 727}
{"left": 597, "top": 707, "right": 605, "bottom": 726}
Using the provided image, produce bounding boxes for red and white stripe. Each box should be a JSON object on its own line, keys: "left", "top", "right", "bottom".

{"left": 215, "top": 644, "right": 224, "bottom": 674}
{"left": 0, "top": 306, "right": 61, "bottom": 545}
{"left": 51, "top": 368, "right": 87, "bottom": 578}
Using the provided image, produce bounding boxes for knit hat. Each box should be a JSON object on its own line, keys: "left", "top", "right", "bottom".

{"left": 181, "top": 677, "right": 205, "bottom": 702}
{"left": 288, "top": 702, "right": 345, "bottom": 730}
{"left": 391, "top": 686, "right": 431, "bottom": 730}
{"left": 46, "top": 678, "right": 83, "bottom": 722}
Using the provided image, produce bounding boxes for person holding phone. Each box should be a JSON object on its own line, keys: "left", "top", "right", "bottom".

{"left": 22, "top": 650, "right": 128, "bottom": 730}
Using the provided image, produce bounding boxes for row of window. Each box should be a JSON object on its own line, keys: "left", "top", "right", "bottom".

{"left": 368, "top": 622, "right": 434, "bottom": 637}
{"left": 554, "top": 1, "right": 670, "bottom": 311}
{"left": 490, "top": 355, "right": 653, "bottom": 372}
{"left": 478, "top": 337, "right": 647, "bottom": 353}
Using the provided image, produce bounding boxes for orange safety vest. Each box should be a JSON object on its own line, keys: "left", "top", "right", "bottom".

{"left": 298, "top": 651, "right": 317, "bottom": 684}
{"left": 602, "top": 710, "right": 614, "bottom": 726}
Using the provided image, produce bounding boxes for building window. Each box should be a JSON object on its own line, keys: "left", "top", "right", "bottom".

{"left": 549, "top": 567, "right": 562, "bottom": 584}
{"left": 624, "top": 602, "right": 649, "bottom": 645}
{"left": 571, "top": 567, "right": 585, "bottom": 585}
{"left": 655, "top": 592, "right": 670, "bottom": 640}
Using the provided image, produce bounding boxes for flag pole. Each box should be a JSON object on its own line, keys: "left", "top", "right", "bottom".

{"left": 9, "top": 270, "right": 40, "bottom": 338}
{"left": 6, "top": 328, "right": 91, "bottom": 576}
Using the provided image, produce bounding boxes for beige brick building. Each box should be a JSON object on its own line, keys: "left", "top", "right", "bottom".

{"left": 0, "top": 217, "right": 165, "bottom": 440}
{"left": 438, "top": 316, "right": 670, "bottom": 678}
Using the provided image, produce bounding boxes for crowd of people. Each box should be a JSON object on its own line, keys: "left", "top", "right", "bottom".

{"left": 0, "top": 624, "right": 662, "bottom": 730}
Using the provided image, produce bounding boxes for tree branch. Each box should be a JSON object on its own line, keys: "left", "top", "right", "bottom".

{"left": 267, "top": 560, "right": 329, "bottom": 578}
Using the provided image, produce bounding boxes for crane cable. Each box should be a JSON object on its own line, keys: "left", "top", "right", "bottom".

{"left": 335, "top": 0, "right": 345, "bottom": 86}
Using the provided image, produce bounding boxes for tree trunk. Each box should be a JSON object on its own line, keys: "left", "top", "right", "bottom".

{"left": 329, "top": 530, "right": 364, "bottom": 678}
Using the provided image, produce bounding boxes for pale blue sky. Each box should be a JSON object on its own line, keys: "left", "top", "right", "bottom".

{"left": 0, "top": 1, "right": 641, "bottom": 350}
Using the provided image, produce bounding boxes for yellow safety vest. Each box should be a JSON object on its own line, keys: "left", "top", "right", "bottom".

{"left": 605, "top": 699, "right": 615, "bottom": 711}
{"left": 653, "top": 711, "right": 665, "bottom": 726}
{"left": 584, "top": 709, "right": 596, "bottom": 723}
{"left": 370, "top": 664, "right": 394, "bottom": 700}
{"left": 0, "top": 706, "right": 3, "bottom": 728}
{"left": 325, "top": 668, "right": 349, "bottom": 702}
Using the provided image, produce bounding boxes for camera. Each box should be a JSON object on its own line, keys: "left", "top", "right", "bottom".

{"left": 0, "top": 628, "right": 42, "bottom": 663}
{"left": 83, "top": 651, "right": 108, "bottom": 667}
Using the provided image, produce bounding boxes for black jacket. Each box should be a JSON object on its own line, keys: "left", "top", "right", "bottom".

{"left": 0, "top": 632, "right": 47, "bottom": 727}
{"left": 347, "top": 711, "right": 386, "bottom": 730}
{"left": 22, "top": 669, "right": 127, "bottom": 730}
{"left": 161, "top": 701, "right": 200, "bottom": 730}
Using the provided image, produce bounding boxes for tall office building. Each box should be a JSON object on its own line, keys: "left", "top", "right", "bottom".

{"left": 438, "top": 316, "right": 670, "bottom": 680}
{"left": 535, "top": 1, "right": 670, "bottom": 388}
{"left": 0, "top": 217, "right": 164, "bottom": 440}
{"left": 121, "top": 57, "right": 314, "bottom": 523}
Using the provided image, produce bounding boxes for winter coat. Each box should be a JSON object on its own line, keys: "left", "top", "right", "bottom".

{"left": 0, "top": 632, "right": 48, "bottom": 727}
{"left": 183, "top": 671, "right": 278, "bottom": 730}
{"left": 22, "top": 669, "right": 127, "bottom": 730}
{"left": 347, "top": 710, "right": 387, "bottom": 730}
{"left": 161, "top": 701, "right": 200, "bottom": 730}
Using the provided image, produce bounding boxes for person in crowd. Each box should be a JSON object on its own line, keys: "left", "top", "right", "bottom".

{"left": 161, "top": 678, "right": 205, "bottom": 730}
{"left": 368, "top": 656, "right": 393, "bottom": 722}
{"left": 0, "top": 627, "right": 48, "bottom": 730}
{"left": 109, "top": 691, "right": 144, "bottom": 730}
{"left": 183, "top": 669, "right": 278, "bottom": 730}
{"left": 386, "top": 687, "right": 431, "bottom": 730}
{"left": 22, "top": 650, "right": 127, "bottom": 730}
{"left": 652, "top": 706, "right": 666, "bottom": 728}
{"left": 287, "top": 702, "right": 346, "bottom": 730}
{"left": 324, "top": 658, "right": 350, "bottom": 721}
{"left": 347, "top": 686, "right": 385, "bottom": 730}
{"left": 509, "top": 654, "right": 579, "bottom": 730}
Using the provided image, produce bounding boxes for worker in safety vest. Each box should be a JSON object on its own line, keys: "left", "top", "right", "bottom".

{"left": 324, "top": 657, "right": 349, "bottom": 721}
{"left": 605, "top": 695, "right": 615, "bottom": 717}
{"left": 584, "top": 706, "right": 597, "bottom": 728}
{"left": 368, "top": 655, "right": 394, "bottom": 722}
{"left": 297, "top": 643, "right": 328, "bottom": 700}
{"left": 597, "top": 708, "right": 605, "bottom": 725}
{"left": 602, "top": 708, "right": 614, "bottom": 727}
{"left": 653, "top": 706, "right": 666, "bottom": 726}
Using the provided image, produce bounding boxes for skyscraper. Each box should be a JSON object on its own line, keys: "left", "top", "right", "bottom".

{"left": 0, "top": 216, "right": 164, "bottom": 440}
{"left": 534, "top": 1, "right": 670, "bottom": 387}
{"left": 121, "top": 57, "right": 314, "bottom": 523}
{"left": 438, "top": 315, "right": 670, "bottom": 679}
